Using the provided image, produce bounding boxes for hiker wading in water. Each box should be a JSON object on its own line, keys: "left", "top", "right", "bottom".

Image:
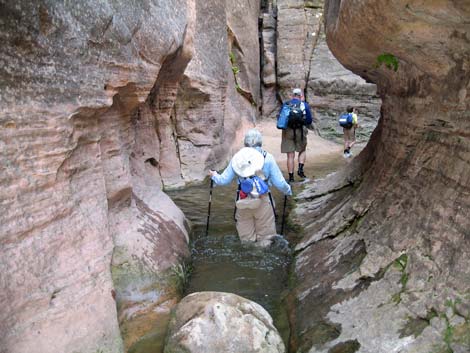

{"left": 209, "top": 129, "right": 292, "bottom": 247}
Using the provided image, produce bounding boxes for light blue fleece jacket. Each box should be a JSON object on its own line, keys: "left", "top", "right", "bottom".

{"left": 211, "top": 147, "right": 292, "bottom": 196}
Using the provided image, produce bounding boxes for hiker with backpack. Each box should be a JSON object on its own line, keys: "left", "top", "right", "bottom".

{"left": 339, "top": 106, "right": 359, "bottom": 158}
{"left": 278, "top": 88, "right": 313, "bottom": 182}
{"left": 209, "top": 129, "right": 292, "bottom": 247}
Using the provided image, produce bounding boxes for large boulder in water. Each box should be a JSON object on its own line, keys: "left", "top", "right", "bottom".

{"left": 164, "top": 291, "right": 286, "bottom": 353}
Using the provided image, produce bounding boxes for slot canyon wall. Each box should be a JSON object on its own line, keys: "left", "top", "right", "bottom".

{"left": 288, "top": 1, "right": 470, "bottom": 352}
{"left": 261, "top": 0, "right": 381, "bottom": 142}
{"left": 2, "top": 0, "right": 467, "bottom": 353}
{"left": 0, "top": 0, "right": 261, "bottom": 352}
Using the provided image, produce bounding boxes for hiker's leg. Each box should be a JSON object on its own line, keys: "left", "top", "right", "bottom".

{"left": 349, "top": 127, "right": 356, "bottom": 149}
{"left": 297, "top": 150, "right": 307, "bottom": 178}
{"left": 235, "top": 208, "right": 256, "bottom": 242}
{"left": 344, "top": 128, "right": 352, "bottom": 150}
{"left": 343, "top": 128, "right": 349, "bottom": 150}
{"left": 254, "top": 198, "right": 277, "bottom": 247}
{"left": 287, "top": 152, "right": 295, "bottom": 173}
{"left": 298, "top": 149, "right": 306, "bottom": 164}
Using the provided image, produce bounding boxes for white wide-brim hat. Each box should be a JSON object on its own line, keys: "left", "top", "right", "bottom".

{"left": 231, "top": 147, "right": 264, "bottom": 178}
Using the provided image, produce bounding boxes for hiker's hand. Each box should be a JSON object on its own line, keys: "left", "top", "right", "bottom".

{"left": 209, "top": 170, "right": 217, "bottom": 177}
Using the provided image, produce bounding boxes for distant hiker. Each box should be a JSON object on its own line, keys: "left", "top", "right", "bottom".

{"left": 209, "top": 129, "right": 292, "bottom": 247}
{"left": 279, "top": 88, "right": 313, "bottom": 182}
{"left": 339, "top": 106, "right": 358, "bottom": 158}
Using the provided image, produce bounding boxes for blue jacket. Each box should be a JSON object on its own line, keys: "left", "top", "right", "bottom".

{"left": 287, "top": 98, "right": 313, "bottom": 125}
{"left": 211, "top": 147, "right": 292, "bottom": 196}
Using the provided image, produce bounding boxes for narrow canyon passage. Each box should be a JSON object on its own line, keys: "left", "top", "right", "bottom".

{"left": 160, "top": 143, "right": 351, "bottom": 352}
{"left": 1, "top": 1, "right": 468, "bottom": 353}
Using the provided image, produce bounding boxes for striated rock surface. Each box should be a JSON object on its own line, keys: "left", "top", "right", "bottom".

{"left": 0, "top": 1, "right": 195, "bottom": 352}
{"left": 166, "top": 0, "right": 261, "bottom": 188}
{"left": 0, "top": 0, "right": 262, "bottom": 352}
{"left": 276, "top": 0, "right": 323, "bottom": 101}
{"left": 164, "top": 292, "right": 286, "bottom": 353}
{"left": 261, "top": 2, "right": 279, "bottom": 120}
{"left": 288, "top": 1, "right": 470, "bottom": 352}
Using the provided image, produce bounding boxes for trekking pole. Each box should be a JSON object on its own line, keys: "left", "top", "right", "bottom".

{"left": 280, "top": 194, "right": 287, "bottom": 236}
{"left": 268, "top": 192, "right": 277, "bottom": 221}
{"left": 205, "top": 179, "right": 214, "bottom": 236}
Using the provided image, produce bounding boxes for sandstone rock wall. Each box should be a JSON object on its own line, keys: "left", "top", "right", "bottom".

{"left": 168, "top": 0, "right": 261, "bottom": 188}
{"left": 289, "top": 1, "right": 470, "bottom": 352}
{"left": 276, "top": 0, "right": 323, "bottom": 101}
{"left": 261, "top": 0, "right": 380, "bottom": 142}
{"left": 0, "top": 0, "right": 262, "bottom": 352}
{"left": 0, "top": 1, "right": 193, "bottom": 352}
{"left": 261, "top": 1, "right": 279, "bottom": 120}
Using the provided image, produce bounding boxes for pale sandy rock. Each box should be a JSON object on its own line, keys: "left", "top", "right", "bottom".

{"left": 164, "top": 292, "right": 286, "bottom": 353}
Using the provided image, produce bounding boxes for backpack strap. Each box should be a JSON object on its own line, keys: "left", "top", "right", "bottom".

{"left": 233, "top": 150, "right": 277, "bottom": 221}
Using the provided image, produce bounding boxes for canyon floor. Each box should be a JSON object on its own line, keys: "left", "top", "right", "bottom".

{"left": 238, "top": 119, "right": 361, "bottom": 181}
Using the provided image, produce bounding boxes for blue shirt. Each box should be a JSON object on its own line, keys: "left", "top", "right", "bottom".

{"left": 211, "top": 147, "right": 292, "bottom": 196}
{"left": 288, "top": 98, "right": 313, "bottom": 125}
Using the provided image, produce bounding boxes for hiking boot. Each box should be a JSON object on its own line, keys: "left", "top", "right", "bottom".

{"left": 297, "top": 170, "right": 306, "bottom": 179}
{"left": 288, "top": 175, "right": 295, "bottom": 183}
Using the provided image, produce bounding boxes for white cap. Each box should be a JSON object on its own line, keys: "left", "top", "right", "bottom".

{"left": 231, "top": 147, "right": 265, "bottom": 178}
{"left": 293, "top": 88, "right": 302, "bottom": 95}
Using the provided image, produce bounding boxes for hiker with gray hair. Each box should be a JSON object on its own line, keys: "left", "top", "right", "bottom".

{"left": 209, "top": 129, "right": 292, "bottom": 247}
{"left": 280, "top": 88, "right": 313, "bottom": 182}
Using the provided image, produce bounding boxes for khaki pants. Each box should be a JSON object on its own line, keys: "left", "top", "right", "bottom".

{"left": 235, "top": 196, "right": 276, "bottom": 246}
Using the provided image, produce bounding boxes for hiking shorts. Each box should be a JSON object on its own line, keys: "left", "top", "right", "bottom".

{"left": 343, "top": 127, "right": 356, "bottom": 142}
{"left": 281, "top": 127, "right": 307, "bottom": 153}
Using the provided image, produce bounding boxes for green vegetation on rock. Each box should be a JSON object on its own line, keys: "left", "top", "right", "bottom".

{"left": 375, "top": 53, "right": 399, "bottom": 72}
{"left": 391, "top": 253, "right": 408, "bottom": 304}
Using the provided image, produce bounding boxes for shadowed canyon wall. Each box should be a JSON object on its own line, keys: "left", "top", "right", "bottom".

{"left": 0, "top": 1, "right": 261, "bottom": 352}
{"left": 289, "top": 1, "right": 470, "bottom": 352}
